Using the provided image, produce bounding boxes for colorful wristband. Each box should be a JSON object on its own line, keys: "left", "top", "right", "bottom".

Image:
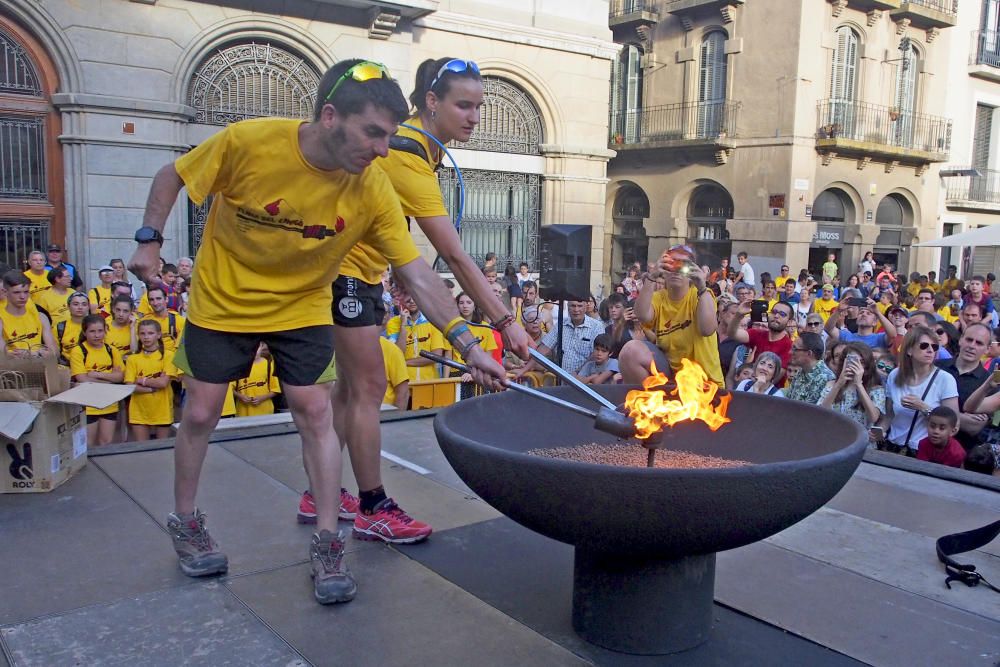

{"left": 446, "top": 323, "right": 472, "bottom": 348}
{"left": 443, "top": 316, "right": 465, "bottom": 338}
{"left": 459, "top": 337, "right": 482, "bottom": 359}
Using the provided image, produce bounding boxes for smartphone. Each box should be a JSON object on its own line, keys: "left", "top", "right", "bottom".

{"left": 869, "top": 426, "right": 885, "bottom": 440}
{"left": 847, "top": 297, "right": 867, "bottom": 307}
{"left": 750, "top": 300, "right": 768, "bottom": 324}
{"left": 992, "top": 369, "right": 1000, "bottom": 383}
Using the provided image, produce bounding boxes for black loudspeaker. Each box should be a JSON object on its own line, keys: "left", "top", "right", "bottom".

{"left": 539, "top": 224, "right": 592, "bottom": 302}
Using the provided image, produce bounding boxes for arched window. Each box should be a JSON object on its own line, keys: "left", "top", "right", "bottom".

{"left": 0, "top": 21, "right": 61, "bottom": 268}
{"left": 463, "top": 77, "right": 543, "bottom": 155}
{"left": 610, "top": 44, "right": 643, "bottom": 142}
{"left": 829, "top": 26, "right": 859, "bottom": 135}
{"left": 893, "top": 42, "right": 920, "bottom": 146}
{"left": 612, "top": 186, "right": 650, "bottom": 274}
{"left": 698, "top": 31, "right": 727, "bottom": 137}
{"left": 687, "top": 184, "right": 733, "bottom": 269}
{"left": 813, "top": 190, "right": 847, "bottom": 222}
{"left": 187, "top": 42, "right": 322, "bottom": 125}
{"left": 874, "top": 193, "right": 912, "bottom": 268}
{"left": 186, "top": 41, "right": 321, "bottom": 250}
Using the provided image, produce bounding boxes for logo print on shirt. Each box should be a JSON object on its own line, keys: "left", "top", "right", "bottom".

{"left": 335, "top": 217, "right": 345, "bottom": 233}
{"left": 233, "top": 199, "right": 344, "bottom": 241}
{"left": 264, "top": 199, "right": 283, "bottom": 215}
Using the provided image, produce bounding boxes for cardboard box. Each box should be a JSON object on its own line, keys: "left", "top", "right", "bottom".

{"left": 0, "top": 356, "right": 134, "bottom": 494}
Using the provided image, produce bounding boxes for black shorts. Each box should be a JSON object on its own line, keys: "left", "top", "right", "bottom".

{"left": 86, "top": 414, "right": 117, "bottom": 425}
{"left": 332, "top": 276, "right": 386, "bottom": 328}
{"left": 173, "top": 322, "right": 336, "bottom": 386}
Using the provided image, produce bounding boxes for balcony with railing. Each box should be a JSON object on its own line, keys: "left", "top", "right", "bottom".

{"left": 889, "top": 0, "right": 957, "bottom": 30}
{"left": 969, "top": 30, "right": 1000, "bottom": 82}
{"left": 832, "top": 0, "right": 900, "bottom": 11}
{"left": 609, "top": 100, "right": 739, "bottom": 153}
{"left": 815, "top": 99, "right": 951, "bottom": 164}
{"left": 609, "top": 0, "right": 659, "bottom": 30}
{"left": 666, "top": 0, "right": 743, "bottom": 15}
{"left": 943, "top": 167, "right": 1000, "bottom": 211}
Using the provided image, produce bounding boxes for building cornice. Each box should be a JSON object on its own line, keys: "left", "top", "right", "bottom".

{"left": 51, "top": 93, "right": 196, "bottom": 121}
{"left": 414, "top": 12, "right": 619, "bottom": 60}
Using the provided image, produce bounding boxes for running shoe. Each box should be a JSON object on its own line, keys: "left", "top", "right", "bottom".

{"left": 353, "top": 497, "right": 432, "bottom": 544}
{"left": 297, "top": 488, "right": 359, "bottom": 523}
{"left": 166, "top": 509, "right": 229, "bottom": 577}
{"left": 310, "top": 529, "right": 357, "bottom": 604}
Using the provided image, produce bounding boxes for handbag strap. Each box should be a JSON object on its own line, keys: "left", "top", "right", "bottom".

{"left": 902, "top": 368, "right": 940, "bottom": 447}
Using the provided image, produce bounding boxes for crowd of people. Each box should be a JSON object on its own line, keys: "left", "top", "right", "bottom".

{"left": 0, "top": 248, "right": 279, "bottom": 448}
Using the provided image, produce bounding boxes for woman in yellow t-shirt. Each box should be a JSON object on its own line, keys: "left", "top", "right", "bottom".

{"left": 23, "top": 250, "right": 51, "bottom": 305}
{"left": 37, "top": 266, "right": 73, "bottom": 325}
{"left": 70, "top": 315, "right": 125, "bottom": 447}
{"left": 446, "top": 292, "right": 499, "bottom": 364}
{"left": 125, "top": 319, "right": 177, "bottom": 441}
{"left": 57, "top": 292, "right": 90, "bottom": 364}
{"left": 234, "top": 343, "right": 281, "bottom": 417}
{"left": 107, "top": 295, "right": 137, "bottom": 359}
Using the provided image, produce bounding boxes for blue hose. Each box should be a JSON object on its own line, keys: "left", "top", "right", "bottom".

{"left": 400, "top": 123, "right": 465, "bottom": 231}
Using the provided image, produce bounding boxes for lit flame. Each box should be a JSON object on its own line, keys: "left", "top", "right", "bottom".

{"left": 625, "top": 359, "right": 731, "bottom": 439}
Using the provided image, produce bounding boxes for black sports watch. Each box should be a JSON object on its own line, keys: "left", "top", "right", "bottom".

{"left": 134, "top": 227, "right": 164, "bottom": 246}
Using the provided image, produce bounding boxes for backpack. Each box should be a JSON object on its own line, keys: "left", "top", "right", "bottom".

{"left": 78, "top": 342, "right": 113, "bottom": 364}
{"left": 166, "top": 312, "right": 177, "bottom": 341}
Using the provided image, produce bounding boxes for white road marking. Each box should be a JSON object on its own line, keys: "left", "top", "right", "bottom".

{"left": 380, "top": 451, "right": 431, "bottom": 475}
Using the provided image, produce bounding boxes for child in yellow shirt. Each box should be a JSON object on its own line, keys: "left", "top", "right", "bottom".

{"left": 125, "top": 319, "right": 179, "bottom": 441}
{"left": 70, "top": 314, "right": 125, "bottom": 447}
{"left": 234, "top": 344, "right": 281, "bottom": 417}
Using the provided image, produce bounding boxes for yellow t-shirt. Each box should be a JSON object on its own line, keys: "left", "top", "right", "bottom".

{"left": 647, "top": 288, "right": 724, "bottom": 385}
{"left": 69, "top": 342, "right": 124, "bottom": 416}
{"left": 37, "top": 288, "right": 71, "bottom": 325}
{"left": 143, "top": 311, "right": 185, "bottom": 353}
{"left": 174, "top": 118, "right": 420, "bottom": 331}
{"left": 136, "top": 293, "right": 151, "bottom": 319}
{"left": 339, "top": 116, "right": 448, "bottom": 284}
{"left": 814, "top": 298, "right": 840, "bottom": 322}
{"left": 941, "top": 278, "right": 962, "bottom": 295}
{"left": 0, "top": 306, "right": 44, "bottom": 352}
{"left": 57, "top": 319, "right": 82, "bottom": 361}
{"left": 89, "top": 285, "right": 113, "bottom": 315}
{"left": 937, "top": 306, "right": 960, "bottom": 324}
{"left": 384, "top": 314, "right": 445, "bottom": 382}
{"left": 125, "top": 349, "right": 178, "bottom": 425}
{"left": 222, "top": 382, "right": 236, "bottom": 417}
{"left": 234, "top": 357, "right": 281, "bottom": 417}
{"left": 443, "top": 322, "right": 499, "bottom": 365}
{"left": 23, "top": 270, "right": 50, "bottom": 304}
{"left": 106, "top": 321, "right": 134, "bottom": 358}
{"left": 906, "top": 282, "right": 923, "bottom": 298}
{"left": 379, "top": 336, "right": 409, "bottom": 407}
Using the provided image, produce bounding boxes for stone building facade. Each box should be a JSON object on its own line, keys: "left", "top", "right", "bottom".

{"left": 605, "top": 0, "right": 958, "bottom": 285}
{"left": 1, "top": 0, "right": 616, "bottom": 289}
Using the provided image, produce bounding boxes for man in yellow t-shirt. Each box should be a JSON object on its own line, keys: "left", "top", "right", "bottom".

{"left": 620, "top": 245, "right": 723, "bottom": 386}
{"left": 814, "top": 284, "right": 840, "bottom": 322}
{"left": 144, "top": 285, "right": 185, "bottom": 352}
{"left": 0, "top": 272, "right": 56, "bottom": 358}
{"left": 126, "top": 58, "right": 505, "bottom": 602}
{"left": 384, "top": 295, "right": 445, "bottom": 382}
{"left": 378, "top": 337, "right": 409, "bottom": 410}
{"left": 23, "top": 251, "right": 51, "bottom": 305}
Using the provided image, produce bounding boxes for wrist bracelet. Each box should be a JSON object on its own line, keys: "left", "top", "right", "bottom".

{"left": 459, "top": 337, "right": 482, "bottom": 359}
{"left": 495, "top": 313, "right": 515, "bottom": 331}
{"left": 446, "top": 323, "right": 471, "bottom": 348}
{"left": 443, "top": 316, "right": 465, "bottom": 338}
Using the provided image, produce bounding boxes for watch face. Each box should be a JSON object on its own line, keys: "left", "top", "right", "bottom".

{"left": 135, "top": 228, "right": 162, "bottom": 243}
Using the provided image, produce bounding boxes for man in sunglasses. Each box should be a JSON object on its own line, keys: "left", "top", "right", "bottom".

{"left": 129, "top": 58, "right": 506, "bottom": 605}
{"left": 825, "top": 298, "right": 897, "bottom": 351}
{"left": 786, "top": 332, "right": 835, "bottom": 404}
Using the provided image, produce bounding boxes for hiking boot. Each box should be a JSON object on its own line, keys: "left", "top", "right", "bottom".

{"left": 310, "top": 530, "right": 357, "bottom": 604}
{"left": 166, "top": 509, "right": 229, "bottom": 577}
{"left": 353, "top": 497, "right": 432, "bottom": 544}
{"left": 297, "top": 489, "right": 359, "bottom": 524}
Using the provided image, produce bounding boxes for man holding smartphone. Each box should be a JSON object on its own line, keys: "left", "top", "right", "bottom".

{"left": 726, "top": 299, "right": 794, "bottom": 374}
{"left": 825, "top": 299, "right": 897, "bottom": 350}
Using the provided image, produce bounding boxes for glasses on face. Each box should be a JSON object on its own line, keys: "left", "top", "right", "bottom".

{"left": 918, "top": 341, "right": 940, "bottom": 351}
{"left": 429, "top": 59, "right": 480, "bottom": 91}
{"left": 324, "top": 61, "right": 391, "bottom": 103}
{"left": 935, "top": 328, "right": 946, "bottom": 336}
{"left": 876, "top": 361, "right": 894, "bottom": 372}
{"left": 806, "top": 321, "right": 822, "bottom": 327}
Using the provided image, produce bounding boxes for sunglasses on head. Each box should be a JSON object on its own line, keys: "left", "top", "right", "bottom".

{"left": 429, "top": 59, "right": 480, "bottom": 91}
{"left": 918, "top": 341, "right": 940, "bottom": 351}
{"left": 324, "top": 61, "right": 391, "bottom": 103}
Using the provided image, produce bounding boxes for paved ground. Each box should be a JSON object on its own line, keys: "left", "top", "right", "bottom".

{"left": 1, "top": 412, "right": 998, "bottom": 666}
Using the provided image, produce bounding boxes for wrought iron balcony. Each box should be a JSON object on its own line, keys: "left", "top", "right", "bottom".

{"left": 890, "top": 0, "right": 957, "bottom": 30}
{"left": 609, "top": 100, "right": 739, "bottom": 151}
{"left": 969, "top": 30, "right": 1000, "bottom": 82}
{"left": 943, "top": 167, "right": 1000, "bottom": 211}
{"left": 833, "top": 0, "right": 900, "bottom": 10}
{"left": 815, "top": 99, "right": 951, "bottom": 163}
{"left": 666, "top": 0, "right": 743, "bottom": 15}
{"left": 609, "top": 0, "right": 659, "bottom": 30}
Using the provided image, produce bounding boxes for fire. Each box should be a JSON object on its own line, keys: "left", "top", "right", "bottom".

{"left": 625, "top": 359, "right": 731, "bottom": 440}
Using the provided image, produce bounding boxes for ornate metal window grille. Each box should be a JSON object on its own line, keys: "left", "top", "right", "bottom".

{"left": 463, "top": 77, "right": 543, "bottom": 155}
{"left": 0, "top": 115, "right": 46, "bottom": 200}
{"left": 0, "top": 219, "right": 48, "bottom": 270}
{"left": 187, "top": 42, "right": 321, "bottom": 125}
{"left": 0, "top": 28, "right": 40, "bottom": 96}
{"left": 437, "top": 169, "right": 541, "bottom": 270}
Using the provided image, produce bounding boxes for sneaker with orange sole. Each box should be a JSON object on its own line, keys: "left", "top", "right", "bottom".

{"left": 353, "top": 497, "right": 432, "bottom": 544}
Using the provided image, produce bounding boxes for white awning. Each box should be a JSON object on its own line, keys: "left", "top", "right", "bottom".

{"left": 914, "top": 224, "right": 1000, "bottom": 248}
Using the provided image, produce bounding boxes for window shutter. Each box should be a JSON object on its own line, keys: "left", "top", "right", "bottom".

{"left": 973, "top": 104, "right": 993, "bottom": 170}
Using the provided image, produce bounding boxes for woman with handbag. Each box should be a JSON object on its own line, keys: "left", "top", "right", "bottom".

{"left": 880, "top": 325, "right": 959, "bottom": 456}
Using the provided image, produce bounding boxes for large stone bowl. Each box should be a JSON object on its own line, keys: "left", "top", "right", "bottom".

{"left": 433, "top": 384, "right": 867, "bottom": 655}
